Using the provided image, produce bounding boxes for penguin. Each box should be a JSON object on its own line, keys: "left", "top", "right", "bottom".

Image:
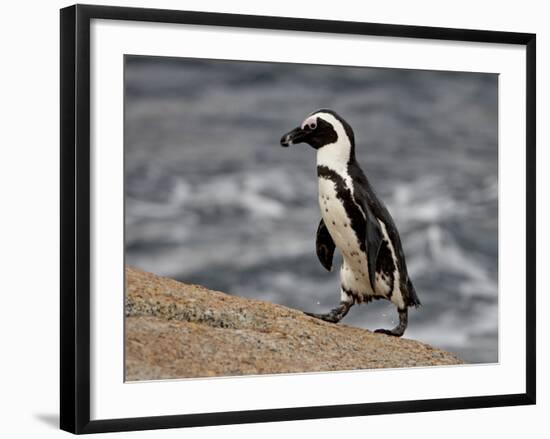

{"left": 280, "top": 109, "right": 420, "bottom": 337}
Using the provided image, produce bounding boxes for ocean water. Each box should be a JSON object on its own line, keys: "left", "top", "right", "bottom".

{"left": 125, "top": 56, "right": 498, "bottom": 364}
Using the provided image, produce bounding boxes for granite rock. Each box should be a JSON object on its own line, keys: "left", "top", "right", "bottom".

{"left": 125, "top": 266, "right": 463, "bottom": 381}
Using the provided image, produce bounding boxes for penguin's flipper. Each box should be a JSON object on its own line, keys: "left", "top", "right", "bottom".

{"left": 316, "top": 218, "right": 336, "bottom": 271}
{"left": 364, "top": 208, "right": 383, "bottom": 291}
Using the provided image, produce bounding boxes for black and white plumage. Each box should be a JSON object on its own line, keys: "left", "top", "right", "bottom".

{"left": 280, "top": 109, "right": 420, "bottom": 337}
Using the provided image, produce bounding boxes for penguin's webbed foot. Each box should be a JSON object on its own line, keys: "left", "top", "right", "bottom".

{"left": 374, "top": 327, "right": 405, "bottom": 337}
{"left": 304, "top": 301, "right": 351, "bottom": 324}
{"left": 304, "top": 311, "right": 341, "bottom": 323}
{"left": 375, "top": 308, "right": 408, "bottom": 337}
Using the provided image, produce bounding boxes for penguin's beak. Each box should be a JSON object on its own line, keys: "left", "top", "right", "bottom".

{"left": 280, "top": 126, "right": 308, "bottom": 147}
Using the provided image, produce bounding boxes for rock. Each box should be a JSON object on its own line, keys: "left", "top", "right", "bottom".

{"left": 125, "top": 266, "right": 463, "bottom": 381}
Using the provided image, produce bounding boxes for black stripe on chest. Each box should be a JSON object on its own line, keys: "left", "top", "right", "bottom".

{"left": 376, "top": 240, "right": 395, "bottom": 295}
{"left": 317, "top": 165, "right": 366, "bottom": 253}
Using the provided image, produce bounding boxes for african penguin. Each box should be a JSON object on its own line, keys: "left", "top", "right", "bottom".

{"left": 280, "top": 109, "right": 421, "bottom": 337}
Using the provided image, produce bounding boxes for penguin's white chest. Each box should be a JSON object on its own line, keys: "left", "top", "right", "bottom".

{"left": 318, "top": 177, "right": 355, "bottom": 248}
{"left": 318, "top": 177, "right": 376, "bottom": 300}
{"left": 318, "top": 176, "right": 402, "bottom": 305}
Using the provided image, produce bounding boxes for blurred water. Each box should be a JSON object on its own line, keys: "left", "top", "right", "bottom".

{"left": 125, "top": 55, "right": 498, "bottom": 364}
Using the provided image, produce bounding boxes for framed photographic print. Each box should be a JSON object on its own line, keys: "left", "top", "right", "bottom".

{"left": 60, "top": 4, "right": 536, "bottom": 434}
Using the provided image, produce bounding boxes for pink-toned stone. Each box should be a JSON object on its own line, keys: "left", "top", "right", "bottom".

{"left": 125, "top": 266, "right": 462, "bottom": 381}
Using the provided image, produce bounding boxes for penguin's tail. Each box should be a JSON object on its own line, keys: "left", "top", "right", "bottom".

{"left": 407, "top": 279, "right": 422, "bottom": 308}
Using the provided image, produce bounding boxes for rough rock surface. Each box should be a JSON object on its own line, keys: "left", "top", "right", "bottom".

{"left": 125, "top": 266, "right": 463, "bottom": 381}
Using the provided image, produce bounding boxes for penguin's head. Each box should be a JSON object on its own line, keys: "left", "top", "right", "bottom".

{"left": 280, "top": 109, "right": 355, "bottom": 150}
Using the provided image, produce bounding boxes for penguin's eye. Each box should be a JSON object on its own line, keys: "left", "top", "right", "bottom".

{"left": 301, "top": 117, "right": 318, "bottom": 131}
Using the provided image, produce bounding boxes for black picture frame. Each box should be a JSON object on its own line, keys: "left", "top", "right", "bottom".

{"left": 60, "top": 3, "right": 536, "bottom": 434}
